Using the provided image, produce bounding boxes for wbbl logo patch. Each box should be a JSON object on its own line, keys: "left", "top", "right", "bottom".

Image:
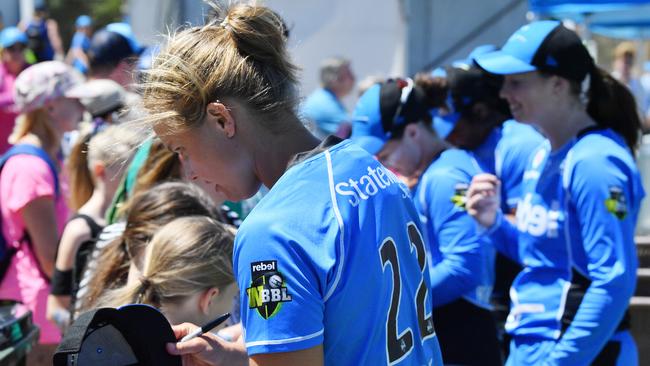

{"left": 450, "top": 183, "right": 469, "bottom": 210}
{"left": 246, "top": 260, "right": 292, "bottom": 319}
{"left": 605, "top": 186, "right": 627, "bottom": 220}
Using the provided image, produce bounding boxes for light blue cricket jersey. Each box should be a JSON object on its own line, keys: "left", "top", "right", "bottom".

{"left": 301, "top": 88, "right": 350, "bottom": 135}
{"left": 234, "top": 137, "right": 443, "bottom": 365}
{"left": 472, "top": 119, "right": 545, "bottom": 213}
{"left": 414, "top": 149, "right": 494, "bottom": 309}
{"left": 488, "top": 128, "right": 644, "bottom": 365}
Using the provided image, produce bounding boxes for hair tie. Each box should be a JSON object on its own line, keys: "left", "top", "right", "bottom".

{"left": 220, "top": 17, "right": 231, "bottom": 31}
{"left": 136, "top": 276, "right": 152, "bottom": 304}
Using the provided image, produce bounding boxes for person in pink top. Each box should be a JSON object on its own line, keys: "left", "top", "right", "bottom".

{"left": 0, "top": 61, "right": 82, "bottom": 365}
{"left": 0, "top": 27, "right": 29, "bottom": 154}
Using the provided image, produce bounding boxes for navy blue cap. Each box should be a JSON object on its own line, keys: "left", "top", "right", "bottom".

{"left": 106, "top": 23, "right": 143, "bottom": 55}
{"left": 88, "top": 29, "right": 138, "bottom": 70}
{"left": 475, "top": 20, "right": 593, "bottom": 82}
{"left": 351, "top": 78, "right": 431, "bottom": 154}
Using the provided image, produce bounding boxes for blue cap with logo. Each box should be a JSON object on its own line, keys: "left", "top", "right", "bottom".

{"left": 0, "top": 27, "right": 28, "bottom": 49}
{"left": 475, "top": 20, "right": 593, "bottom": 82}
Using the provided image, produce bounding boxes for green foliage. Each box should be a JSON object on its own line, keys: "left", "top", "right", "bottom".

{"left": 46, "top": 0, "right": 123, "bottom": 51}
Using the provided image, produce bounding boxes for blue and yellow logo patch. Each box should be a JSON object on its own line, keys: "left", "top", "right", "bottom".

{"left": 450, "top": 183, "right": 469, "bottom": 210}
{"left": 246, "top": 260, "right": 292, "bottom": 320}
{"left": 605, "top": 186, "right": 627, "bottom": 220}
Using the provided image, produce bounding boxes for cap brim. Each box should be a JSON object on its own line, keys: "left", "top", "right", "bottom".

{"left": 350, "top": 135, "right": 385, "bottom": 155}
{"left": 116, "top": 304, "right": 181, "bottom": 365}
{"left": 474, "top": 51, "right": 537, "bottom": 75}
{"left": 64, "top": 84, "right": 90, "bottom": 99}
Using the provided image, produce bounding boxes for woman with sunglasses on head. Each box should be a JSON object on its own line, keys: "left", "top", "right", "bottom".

{"left": 468, "top": 21, "right": 644, "bottom": 365}
{"left": 352, "top": 77, "right": 503, "bottom": 365}
{"left": 140, "top": 4, "right": 442, "bottom": 366}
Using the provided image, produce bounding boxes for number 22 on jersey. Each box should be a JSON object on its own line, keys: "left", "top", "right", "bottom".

{"left": 380, "top": 222, "right": 436, "bottom": 364}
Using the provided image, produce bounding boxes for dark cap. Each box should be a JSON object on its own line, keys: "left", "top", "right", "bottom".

{"left": 53, "top": 304, "right": 181, "bottom": 366}
{"left": 475, "top": 20, "right": 594, "bottom": 82}
{"left": 447, "top": 66, "right": 504, "bottom": 113}
{"left": 88, "top": 30, "right": 137, "bottom": 70}
{"left": 351, "top": 78, "right": 431, "bottom": 153}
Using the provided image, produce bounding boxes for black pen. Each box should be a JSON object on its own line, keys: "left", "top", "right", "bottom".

{"left": 180, "top": 312, "right": 231, "bottom": 342}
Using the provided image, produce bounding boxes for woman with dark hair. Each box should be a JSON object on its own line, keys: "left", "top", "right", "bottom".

{"left": 468, "top": 20, "right": 644, "bottom": 365}
{"left": 437, "top": 65, "right": 545, "bottom": 356}
{"left": 351, "top": 76, "right": 503, "bottom": 365}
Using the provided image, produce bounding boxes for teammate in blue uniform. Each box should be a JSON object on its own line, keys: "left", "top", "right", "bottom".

{"left": 468, "top": 20, "right": 644, "bottom": 365}
{"left": 140, "top": 4, "right": 442, "bottom": 365}
{"left": 442, "top": 64, "right": 546, "bottom": 355}
{"left": 352, "top": 78, "right": 502, "bottom": 365}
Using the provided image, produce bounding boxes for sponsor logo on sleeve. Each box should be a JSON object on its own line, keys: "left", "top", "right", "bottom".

{"left": 246, "top": 260, "right": 292, "bottom": 320}
{"left": 605, "top": 186, "right": 627, "bottom": 220}
{"left": 450, "top": 183, "right": 469, "bottom": 210}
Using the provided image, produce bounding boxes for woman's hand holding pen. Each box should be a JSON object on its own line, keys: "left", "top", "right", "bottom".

{"left": 167, "top": 322, "right": 248, "bottom": 366}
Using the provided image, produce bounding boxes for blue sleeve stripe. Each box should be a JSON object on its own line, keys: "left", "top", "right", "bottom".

{"left": 323, "top": 150, "right": 346, "bottom": 302}
{"left": 245, "top": 328, "right": 324, "bottom": 348}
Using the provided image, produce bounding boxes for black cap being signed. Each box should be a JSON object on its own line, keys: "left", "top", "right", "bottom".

{"left": 53, "top": 304, "right": 181, "bottom": 366}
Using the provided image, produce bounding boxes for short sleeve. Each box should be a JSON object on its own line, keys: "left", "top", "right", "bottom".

{"left": 71, "top": 33, "right": 84, "bottom": 49}
{"left": 2, "top": 155, "right": 56, "bottom": 213}
{"left": 234, "top": 223, "right": 325, "bottom": 355}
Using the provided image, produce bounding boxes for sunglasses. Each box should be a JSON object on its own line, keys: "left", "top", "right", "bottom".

{"left": 4, "top": 44, "right": 26, "bottom": 53}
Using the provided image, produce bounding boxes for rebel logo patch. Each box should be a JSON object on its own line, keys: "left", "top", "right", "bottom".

{"left": 246, "top": 260, "right": 292, "bottom": 320}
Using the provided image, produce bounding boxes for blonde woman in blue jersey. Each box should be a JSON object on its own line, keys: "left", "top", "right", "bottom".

{"left": 139, "top": 4, "right": 442, "bottom": 366}
{"left": 467, "top": 21, "right": 644, "bottom": 365}
{"left": 352, "top": 77, "right": 502, "bottom": 365}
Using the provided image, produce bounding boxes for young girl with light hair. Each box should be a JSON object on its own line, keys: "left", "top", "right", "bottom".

{"left": 46, "top": 125, "right": 139, "bottom": 331}
{"left": 101, "top": 216, "right": 238, "bottom": 329}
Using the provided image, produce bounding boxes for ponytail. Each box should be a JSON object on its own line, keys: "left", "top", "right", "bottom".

{"left": 143, "top": 3, "right": 299, "bottom": 134}
{"left": 67, "top": 133, "right": 94, "bottom": 211}
{"left": 99, "top": 275, "right": 162, "bottom": 309}
{"left": 586, "top": 67, "right": 641, "bottom": 153}
{"left": 9, "top": 108, "right": 57, "bottom": 146}
{"left": 79, "top": 237, "right": 130, "bottom": 312}
{"left": 95, "top": 216, "right": 235, "bottom": 313}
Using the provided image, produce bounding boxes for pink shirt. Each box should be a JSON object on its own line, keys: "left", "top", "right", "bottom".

{"left": 0, "top": 63, "right": 20, "bottom": 154}
{"left": 0, "top": 154, "right": 69, "bottom": 344}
